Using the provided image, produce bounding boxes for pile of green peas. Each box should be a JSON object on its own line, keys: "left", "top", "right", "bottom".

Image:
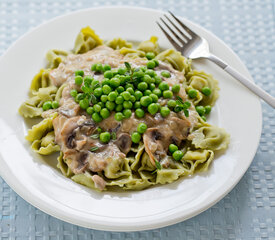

{"left": 69, "top": 54, "right": 191, "bottom": 127}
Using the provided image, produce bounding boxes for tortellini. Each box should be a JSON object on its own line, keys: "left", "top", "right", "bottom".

{"left": 25, "top": 112, "right": 57, "bottom": 142}
{"left": 186, "top": 71, "right": 219, "bottom": 106}
{"left": 156, "top": 49, "right": 191, "bottom": 73}
{"left": 190, "top": 126, "right": 230, "bottom": 151}
{"left": 46, "top": 49, "right": 69, "bottom": 69}
{"left": 119, "top": 47, "right": 145, "bottom": 58}
{"left": 29, "top": 69, "right": 52, "bottom": 95}
{"left": 31, "top": 131, "right": 60, "bottom": 155}
{"left": 183, "top": 149, "right": 214, "bottom": 172}
{"left": 137, "top": 36, "right": 159, "bottom": 54}
{"left": 73, "top": 26, "right": 103, "bottom": 54}
{"left": 106, "top": 38, "right": 132, "bottom": 50}
{"left": 57, "top": 152, "right": 73, "bottom": 177}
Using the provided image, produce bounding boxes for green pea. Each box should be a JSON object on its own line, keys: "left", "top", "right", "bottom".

{"left": 101, "top": 78, "right": 110, "bottom": 86}
{"left": 93, "top": 104, "right": 101, "bottom": 112}
{"left": 109, "top": 77, "right": 120, "bottom": 88}
{"left": 125, "top": 83, "right": 134, "bottom": 89}
{"left": 98, "top": 102, "right": 105, "bottom": 108}
{"left": 119, "top": 75, "right": 126, "bottom": 85}
{"left": 148, "top": 103, "right": 158, "bottom": 115}
{"left": 146, "top": 52, "right": 155, "bottom": 60}
{"left": 103, "top": 64, "right": 111, "bottom": 71}
{"left": 84, "top": 76, "right": 93, "bottom": 85}
{"left": 145, "top": 69, "right": 156, "bottom": 77}
{"left": 96, "top": 63, "right": 103, "bottom": 72}
{"left": 75, "top": 76, "right": 83, "bottom": 85}
{"left": 79, "top": 99, "right": 89, "bottom": 109}
{"left": 130, "top": 95, "right": 136, "bottom": 103}
{"left": 100, "top": 108, "right": 110, "bottom": 119}
{"left": 149, "top": 83, "right": 156, "bottom": 91}
{"left": 137, "top": 122, "right": 147, "bottom": 134}
{"left": 144, "top": 89, "right": 152, "bottom": 96}
{"left": 160, "top": 106, "right": 170, "bottom": 117}
{"left": 150, "top": 93, "right": 158, "bottom": 103}
{"left": 126, "top": 87, "right": 135, "bottom": 95}
{"left": 100, "top": 95, "right": 108, "bottom": 103}
{"left": 140, "top": 96, "right": 152, "bottom": 107}
{"left": 143, "top": 75, "right": 152, "bottom": 84}
{"left": 118, "top": 67, "right": 127, "bottom": 75}
{"left": 159, "top": 82, "right": 169, "bottom": 91}
{"left": 137, "top": 82, "right": 148, "bottom": 91}
{"left": 195, "top": 106, "right": 205, "bottom": 116}
{"left": 106, "top": 101, "right": 115, "bottom": 111}
{"left": 133, "top": 70, "right": 144, "bottom": 79}
{"left": 134, "top": 101, "right": 141, "bottom": 109}
{"left": 131, "top": 132, "right": 141, "bottom": 143}
{"left": 91, "top": 63, "right": 97, "bottom": 71}
{"left": 115, "top": 104, "right": 123, "bottom": 112}
{"left": 102, "top": 85, "right": 112, "bottom": 95}
{"left": 134, "top": 90, "right": 143, "bottom": 100}
{"left": 115, "top": 95, "right": 124, "bottom": 104}
{"left": 123, "top": 101, "right": 133, "bottom": 109}
{"left": 154, "top": 76, "right": 162, "bottom": 85}
{"left": 104, "top": 70, "right": 113, "bottom": 79}
{"left": 115, "top": 112, "right": 124, "bottom": 121}
{"left": 172, "top": 84, "right": 180, "bottom": 93}
{"left": 91, "top": 80, "right": 100, "bottom": 89}
{"left": 122, "top": 91, "right": 131, "bottom": 101}
{"left": 42, "top": 101, "right": 52, "bottom": 111}
{"left": 153, "top": 59, "right": 159, "bottom": 67}
{"left": 75, "top": 70, "right": 84, "bottom": 77}
{"left": 188, "top": 89, "right": 197, "bottom": 98}
{"left": 147, "top": 60, "right": 156, "bottom": 69}
{"left": 161, "top": 71, "right": 171, "bottom": 78}
{"left": 116, "top": 86, "right": 124, "bottom": 94}
{"left": 100, "top": 132, "right": 111, "bottom": 143}
{"left": 172, "top": 150, "right": 184, "bottom": 161}
{"left": 169, "top": 144, "right": 178, "bottom": 153}
{"left": 123, "top": 109, "right": 132, "bottom": 118}
{"left": 135, "top": 108, "right": 145, "bottom": 118}
{"left": 92, "top": 112, "right": 102, "bottom": 123}
{"left": 156, "top": 103, "right": 161, "bottom": 111}
{"left": 94, "top": 87, "right": 103, "bottom": 97}
{"left": 163, "top": 90, "right": 173, "bottom": 99}
{"left": 86, "top": 107, "right": 94, "bottom": 115}
{"left": 167, "top": 99, "right": 177, "bottom": 108}
{"left": 70, "top": 89, "right": 78, "bottom": 97}
{"left": 108, "top": 91, "right": 118, "bottom": 102}
{"left": 204, "top": 105, "right": 212, "bottom": 115}
{"left": 201, "top": 87, "right": 212, "bottom": 96}
{"left": 52, "top": 101, "right": 59, "bottom": 109}
{"left": 152, "top": 88, "right": 162, "bottom": 97}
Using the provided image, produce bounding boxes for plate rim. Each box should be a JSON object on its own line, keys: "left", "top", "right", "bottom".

{"left": 0, "top": 6, "right": 262, "bottom": 231}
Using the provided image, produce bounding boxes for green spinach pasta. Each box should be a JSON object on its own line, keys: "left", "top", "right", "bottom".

{"left": 19, "top": 26, "right": 230, "bottom": 191}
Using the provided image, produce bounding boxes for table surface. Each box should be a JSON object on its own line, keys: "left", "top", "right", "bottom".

{"left": 0, "top": 0, "right": 275, "bottom": 239}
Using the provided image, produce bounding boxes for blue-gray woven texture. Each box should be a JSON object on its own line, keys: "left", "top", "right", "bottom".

{"left": 0, "top": 0, "right": 275, "bottom": 239}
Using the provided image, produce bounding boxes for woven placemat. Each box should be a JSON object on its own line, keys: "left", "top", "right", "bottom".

{"left": 0, "top": 0, "right": 274, "bottom": 239}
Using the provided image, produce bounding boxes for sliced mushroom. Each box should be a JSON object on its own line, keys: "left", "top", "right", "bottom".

{"left": 143, "top": 128, "right": 166, "bottom": 166}
{"left": 64, "top": 150, "right": 88, "bottom": 174}
{"left": 115, "top": 133, "right": 132, "bottom": 154}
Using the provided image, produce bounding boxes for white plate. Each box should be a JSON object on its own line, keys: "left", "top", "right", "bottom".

{"left": 0, "top": 7, "right": 262, "bottom": 231}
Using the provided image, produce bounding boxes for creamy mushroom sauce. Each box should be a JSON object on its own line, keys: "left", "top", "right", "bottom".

{"left": 49, "top": 46, "right": 198, "bottom": 190}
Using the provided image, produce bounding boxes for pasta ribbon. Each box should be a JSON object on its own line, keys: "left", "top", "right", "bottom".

{"left": 74, "top": 26, "right": 103, "bottom": 54}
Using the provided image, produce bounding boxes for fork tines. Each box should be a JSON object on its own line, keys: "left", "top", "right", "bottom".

{"left": 157, "top": 11, "right": 196, "bottom": 50}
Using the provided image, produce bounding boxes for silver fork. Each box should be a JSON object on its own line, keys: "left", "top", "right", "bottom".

{"left": 157, "top": 11, "right": 275, "bottom": 108}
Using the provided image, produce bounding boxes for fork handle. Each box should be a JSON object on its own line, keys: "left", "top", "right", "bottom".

{"left": 208, "top": 54, "right": 275, "bottom": 108}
